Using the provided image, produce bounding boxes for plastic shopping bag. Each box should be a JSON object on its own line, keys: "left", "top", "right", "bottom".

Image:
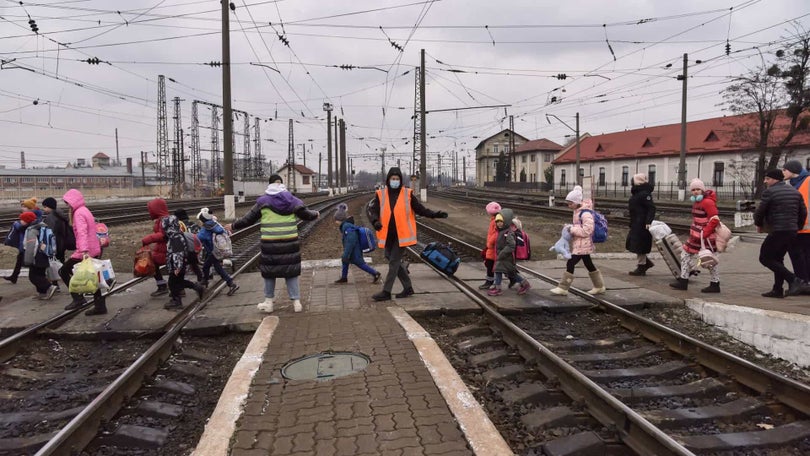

{"left": 46, "top": 258, "right": 62, "bottom": 282}
{"left": 91, "top": 258, "right": 116, "bottom": 290}
{"left": 70, "top": 256, "right": 99, "bottom": 294}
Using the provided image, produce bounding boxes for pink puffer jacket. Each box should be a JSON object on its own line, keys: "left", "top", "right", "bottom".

{"left": 569, "top": 199, "right": 595, "bottom": 255}
{"left": 63, "top": 189, "right": 101, "bottom": 260}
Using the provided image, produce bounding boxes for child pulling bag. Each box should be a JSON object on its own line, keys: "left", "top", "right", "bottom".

{"left": 70, "top": 256, "right": 99, "bottom": 294}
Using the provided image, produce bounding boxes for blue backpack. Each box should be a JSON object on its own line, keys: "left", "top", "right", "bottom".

{"left": 355, "top": 226, "right": 376, "bottom": 253}
{"left": 579, "top": 209, "right": 608, "bottom": 243}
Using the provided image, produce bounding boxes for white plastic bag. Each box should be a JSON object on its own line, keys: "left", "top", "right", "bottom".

{"left": 47, "top": 258, "right": 62, "bottom": 282}
{"left": 91, "top": 258, "right": 116, "bottom": 290}
{"left": 648, "top": 220, "right": 672, "bottom": 241}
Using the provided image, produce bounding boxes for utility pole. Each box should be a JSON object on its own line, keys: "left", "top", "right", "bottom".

{"left": 171, "top": 96, "right": 184, "bottom": 198}
{"left": 318, "top": 152, "right": 322, "bottom": 188}
{"left": 115, "top": 128, "right": 120, "bottom": 166}
{"left": 339, "top": 119, "right": 347, "bottom": 187}
{"left": 677, "top": 52, "right": 688, "bottom": 201}
{"left": 575, "top": 112, "right": 581, "bottom": 186}
{"left": 221, "top": 0, "right": 235, "bottom": 213}
{"left": 156, "top": 75, "right": 169, "bottom": 193}
{"left": 141, "top": 151, "right": 147, "bottom": 187}
{"left": 324, "top": 103, "right": 333, "bottom": 188}
{"left": 334, "top": 120, "right": 339, "bottom": 185}
{"left": 380, "top": 147, "right": 386, "bottom": 180}
{"left": 287, "top": 119, "right": 295, "bottom": 192}
{"left": 462, "top": 155, "right": 466, "bottom": 184}
{"left": 190, "top": 101, "right": 201, "bottom": 195}
{"left": 509, "top": 115, "right": 515, "bottom": 182}
{"left": 419, "top": 49, "right": 427, "bottom": 199}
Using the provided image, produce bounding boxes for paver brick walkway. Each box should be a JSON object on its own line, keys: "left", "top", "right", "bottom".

{"left": 230, "top": 310, "right": 474, "bottom": 456}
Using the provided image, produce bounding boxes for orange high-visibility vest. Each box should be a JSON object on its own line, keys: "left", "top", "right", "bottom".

{"left": 799, "top": 177, "right": 809, "bottom": 233}
{"left": 376, "top": 187, "right": 417, "bottom": 247}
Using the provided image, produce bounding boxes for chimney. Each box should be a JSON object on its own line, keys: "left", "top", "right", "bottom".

{"left": 126, "top": 157, "right": 133, "bottom": 174}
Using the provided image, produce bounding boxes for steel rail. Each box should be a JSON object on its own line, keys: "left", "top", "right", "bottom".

{"left": 418, "top": 220, "right": 810, "bottom": 442}
{"left": 33, "top": 196, "right": 353, "bottom": 455}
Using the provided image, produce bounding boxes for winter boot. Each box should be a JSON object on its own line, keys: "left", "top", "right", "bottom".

{"left": 761, "top": 288, "right": 784, "bottom": 298}
{"left": 334, "top": 277, "right": 348, "bottom": 284}
{"left": 550, "top": 272, "right": 575, "bottom": 296}
{"left": 372, "top": 290, "right": 392, "bottom": 302}
{"left": 628, "top": 265, "right": 647, "bottom": 276}
{"left": 64, "top": 294, "right": 87, "bottom": 310}
{"left": 257, "top": 298, "right": 274, "bottom": 313}
{"left": 164, "top": 296, "right": 182, "bottom": 310}
{"left": 150, "top": 284, "right": 169, "bottom": 297}
{"left": 587, "top": 270, "right": 606, "bottom": 295}
{"left": 395, "top": 287, "right": 415, "bottom": 298}
{"left": 193, "top": 283, "right": 206, "bottom": 300}
{"left": 669, "top": 278, "right": 688, "bottom": 290}
{"left": 787, "top": 278, "right": 810, "bottom": 296}
{"left": 701, "top": 281, "right": 720, "bottom": 293}
{"left": 478, "top": 279, "right": 494, "bottom": 290}
{"left": 85, "top": 298, "right": 108, "bottom": 316}
{"left": 292, "top": 299, "right": 302, "bottom": 313}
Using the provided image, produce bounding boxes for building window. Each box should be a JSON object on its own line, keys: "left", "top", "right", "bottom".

{"left": 521, "top": 155, "right": 527, "bottom": 163}
{"left": 560, "top": 169, "right": 566, "bottom": 186}
{"left": 544, "top": 153, "right": 552, "bottom": 163}
{"left": 303, "top": 175, "right": 310, "bottom": 185}
{"left": 648, "top": 164, "right": 656, "bottom": 187}
{"left": 493, "top": 145, "right": 498, "bottom": 154}
{"left": 578, "top": 168, "right": 584, "bottom": 179}
{"left": 713, "top": 162, "right": 724, "bottom": 186}
{"left": 530, "top": 154, "right": 536, "bottom": 162}
{"left": 621, "top": 166, "right": 629, "bottom": 187}
{"left": 598, "top": 167, "right": 606, "bottom": 186}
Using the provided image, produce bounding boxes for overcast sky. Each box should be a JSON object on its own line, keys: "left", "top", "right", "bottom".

{"left": 0, "top": 0, "right": 807, "bottom": 177}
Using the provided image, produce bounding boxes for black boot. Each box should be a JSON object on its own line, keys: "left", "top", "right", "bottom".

{"left": 65, "top": 294, "right": 87, "bottom": 310}
{"left": 372, "top": 290, "right": 392, "bottom": 302}
{"left": 669, "top": 278, "right": 688, "bottom": 290}
{"left": 334, "top": 277, "right": 348, "bottom": 284}
{"left": 478, "top": 280, "right": 493, "bottom": 290}
{"left": 762, "top": 288, "right": 784, "bottom": 298}
{"left": 628, "top": 265, "right": 647, "bottom": 276}
{"left": 787, "top": 278, "right": 810, "bottom": 296}
{"left": 84, "top": 298, "right": 107, "bottom": 316}
{"left": 701, "top": 281, "right": 720, "bottom": 293}
{"left": 164, "top": 296, "right": 183, "bottom": 309}
{"left": 150, "top": 284, "right": 169, "bottom": 297}
{"left": 193, "top": 283, "right": 205, "bottom": 300}
{"left": 395, "top": 287, "right": 415, "bottom": 298}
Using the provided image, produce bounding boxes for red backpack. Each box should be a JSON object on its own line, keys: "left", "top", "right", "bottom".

{"left": 514, "top": 229, "right": 531, "bottom": 261}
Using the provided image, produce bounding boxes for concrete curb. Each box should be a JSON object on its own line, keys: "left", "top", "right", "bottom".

{"left": 190, "top": 316, "right": 280, "bottom": 456}
{"left": 388, "top": 306, "right": 514, "bottom": 456}
{"left": 686, "top": 298, "right": 810, "bottom": 367}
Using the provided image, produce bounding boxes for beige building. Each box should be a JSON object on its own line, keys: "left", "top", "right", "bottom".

{"left": 275, "top": 163, "right": 317, "bottom": 193}
{"left": 474, "top": 129, "right": 529, "bottom": 184}
{"left": 513, "top": 139, "right": 563, "bottom": 184}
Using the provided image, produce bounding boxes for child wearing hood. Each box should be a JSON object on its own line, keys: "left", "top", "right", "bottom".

{"left": 141, "top": 198, "right": 170, "bottom": 297}
{"left": 550, "top": 186, "right": 606, "bottom": 296}
{"left": 197, "top": 207, "right": 239, "bottom": 296}
{"left": 487, "top": 209, "right": 531, "bottom": 296}
{"left": 227, "top": 174, "right": 319, "bottom": 313}
{"left": 333, "top": 203, "right": 382, "bottom": 284}
{"left": 162, "top": 215, "right": 206, "bottom": 309}
{"left": 669, "top": 178, "right": 720, "bottom": 293}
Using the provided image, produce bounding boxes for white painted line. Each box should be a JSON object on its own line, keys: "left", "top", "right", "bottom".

{"left": 388, "top": 306, "right": 514, "bottom": 456}
{"left": 190, "top": 316, "right": 279, "bottom": 456}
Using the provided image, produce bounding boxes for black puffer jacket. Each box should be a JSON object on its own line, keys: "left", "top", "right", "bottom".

{"left": 625, "top": 183, "right": 656, "bottom": 254}
{"left": 754, "top": 181, "right": 808, "bottom": 232}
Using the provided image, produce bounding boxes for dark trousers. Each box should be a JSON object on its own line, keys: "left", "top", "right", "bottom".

{"left": 59, "top": 256, "right": 104, "bottom": 305}
{"left": 484, "top": 259, "right": 495, "bottom": 279}
{"left": 168, "top": 270, "right": 196, "bottom": 298}
{"left": 29, "top": 265, "right": 51, "bottom": 293}
{"left": 8, "top": 251, "right": 23, "bottom": 279}
{"left": 188, "top": 253, "right": 203, "bottom": 282}
{"left": 566, "top": 254, "right": 596, "bottom": 274}
{"left": 760, "top": 231, "right": 797, "bottom": 290}
{"left": 202, "top": 254, "right": 233, "bottom": 285}
{"left": 788, "top": 233, "right": 810, "bottom": 282}
{"left": 383, "top": 242, "right": 412, "bottom": 293}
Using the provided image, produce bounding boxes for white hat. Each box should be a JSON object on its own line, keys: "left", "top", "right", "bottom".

{"left": 197, "top": 207, "right": 214, "bottom": 221}
{"left": 565, "top": 186, "right": 583, "bottom": 204}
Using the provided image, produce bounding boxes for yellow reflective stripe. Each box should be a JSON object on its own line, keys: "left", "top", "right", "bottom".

{"left": 261, "top": 209, "right": 298, "bottom": 240}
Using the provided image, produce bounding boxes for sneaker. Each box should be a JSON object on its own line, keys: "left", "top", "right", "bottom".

{"left": 293, "top": 299, "right": 302, "bottom": 313}
{"left": 372, "top": 272, "right": 382, "bottom": 284}
{"left": 150, "top": 285, "right": 169, "bottom": 297}
{"left": 334, "top": 277, "right": 348, "bottom": 284}
{"left": 487, "top": 287, "right": 503, "bottom": 296}
{"left": 478, "top": 280, "right": 493, "bottom": 290}
{"left": 517, "top": 281, "right": 532, "bottom": 295}
{"left": 45, "top": 285, "right": 58, "bottom": 300}
{"left": 226, "top": 282, "right": 240, "bottom": 296}
{"left": 787, "top": 279, "right": 810, "bottom": 296}
{"left": 257, "top": 298, "right": 274, "bottom": 313}
{"left": 34, "top": 293, "right": 47, "bottom": 300}
{"left": 395, "top": 287, "right": 414, "bottom": 299}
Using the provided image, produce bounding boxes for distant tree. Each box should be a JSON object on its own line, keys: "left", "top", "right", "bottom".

{"left": 726, "top": 154, "right": 758, "bottom": 198}
{"left": 495, "top": 152, "right": 509, "bottom": 182}
{"left": 544, "top": 166, "right": 554, "bottom": 186}
{"left": 722, "top": 26, "right": 810, "bottom": 195}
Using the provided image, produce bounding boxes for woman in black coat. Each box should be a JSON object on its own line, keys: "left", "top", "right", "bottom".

{"left": 626, "top": 173, "right": 657, "bottom": 275}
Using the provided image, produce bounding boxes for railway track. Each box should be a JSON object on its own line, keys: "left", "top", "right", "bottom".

{"left": 408, "top": 220, "right": 810, "bottom": 455}
{"left": 0, "top": 195, "right": 352, "bottom": 455}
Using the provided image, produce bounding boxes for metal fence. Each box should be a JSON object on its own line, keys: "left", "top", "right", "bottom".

{"left": 550, "top": 182, "right": 756, "bottom": 201}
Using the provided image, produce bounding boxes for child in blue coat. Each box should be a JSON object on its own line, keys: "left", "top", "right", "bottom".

{"left": 334, "top": 204, "right": 381, "bottom": 284}
{"left": 196, "top": 208, "right": 239, "bottom": 296}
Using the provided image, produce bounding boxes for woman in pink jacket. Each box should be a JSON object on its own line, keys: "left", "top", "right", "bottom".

{"left": 59, "top": 189, "right": 107, "bottom": 315}
{"left": 549, "top": 186, "right": 606, "bottom": 296}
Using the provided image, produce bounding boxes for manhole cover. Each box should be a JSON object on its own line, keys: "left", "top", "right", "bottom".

{"left": 281, "top": 352, "right": 371, "bottom": 381}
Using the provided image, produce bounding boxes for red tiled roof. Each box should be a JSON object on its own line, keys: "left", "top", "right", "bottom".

{"left": 92, "top": 152, "right": 110, "bottom": 159}
{"left": 515, "top": 138, "right": 562, "bottom": 153}
{"left": 278, "top": 163, "right": 316, "bottom": 175}
{"left": 552, "top": 112, "right": 810, "bottom": 164}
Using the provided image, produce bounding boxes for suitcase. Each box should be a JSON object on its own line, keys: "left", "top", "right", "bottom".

{"left": 655, "top": 233, "right": 699, "bottom": 279}
{"left": 420, "top": 242, "right": 461, "bottom": 275}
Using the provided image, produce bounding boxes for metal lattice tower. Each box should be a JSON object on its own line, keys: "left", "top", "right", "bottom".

{"left": 242, "top": 114, "right": 251, "bottom": 180}
{"left": 253, "top": 117, "right": 264, "bottom": 178}
{"left": 412, "top": 67, "right": 422, "bottom": 177}
{"left": 287, "top": 118, "right": 295, "bottom": 192}
{"left": 190, "top": 101, "right": 201, "bottom": 195}
{"left": 211, "top": 106, "right": 220, "bottom": 184}
{"left": 156, "top": 75, "right": 169, "bottom": 186}
{"left": 171, "top": 97, "right": 185, "bottom": 197}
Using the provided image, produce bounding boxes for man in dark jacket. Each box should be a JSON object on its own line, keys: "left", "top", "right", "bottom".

{"left": 626, "top": 173, "right": 656, "bottom": 276}
{"left": 367, "top": 167, "right": 448, "bottom": 301}
{"left": 754, "top": 168, "right": 810, "bottom": 298}
{"left": 228, "top": 174, "right": 319, "bottom": 313}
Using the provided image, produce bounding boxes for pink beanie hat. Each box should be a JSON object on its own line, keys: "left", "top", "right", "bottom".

{"left": 690, "top": 178, "right": 706, "bottom": 191}
{"left": 485, "top": 201, "right": 501, "bottom": 215}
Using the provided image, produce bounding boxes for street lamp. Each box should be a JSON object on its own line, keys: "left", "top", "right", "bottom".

{"left": 546, "top": 112, "right": 581, "bottom": 186}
